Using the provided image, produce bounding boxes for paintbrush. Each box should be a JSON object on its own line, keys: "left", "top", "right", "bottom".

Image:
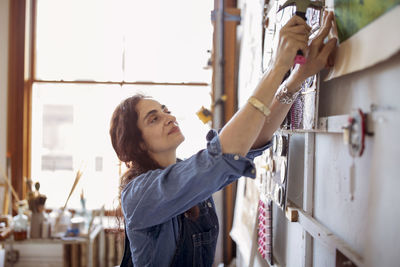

{"left": 53, "top": 167, "right": 84, "bottom": 234}
{"left": 62, "top": 169, "right": 83, "bottom": 211}
{"left": 0, "top": 166, "right": 21, "bottom": 203}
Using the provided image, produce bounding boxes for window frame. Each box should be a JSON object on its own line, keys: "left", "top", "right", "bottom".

{"left": 9, "top": 0, "right": 210, "bottom": 212}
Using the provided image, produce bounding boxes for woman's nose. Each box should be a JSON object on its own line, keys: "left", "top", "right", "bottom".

{"left": 165, "top": 113, "right": 176, "bottom": 125}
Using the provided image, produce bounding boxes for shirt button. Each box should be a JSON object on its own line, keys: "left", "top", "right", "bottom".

{"left": 234, "top": 155, "right": 240, "bottom": 160}
{"left": 251, "top": 169, "right": 256, "bottom": 174}
{"left": 207, "top": 202, "right": 212, "bottom": 208}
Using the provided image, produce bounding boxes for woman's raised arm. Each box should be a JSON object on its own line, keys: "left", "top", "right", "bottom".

{"left": 219, "top": 12, "right": 337, "bottom": 154}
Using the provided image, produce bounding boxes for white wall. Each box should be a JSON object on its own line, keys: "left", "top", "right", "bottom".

{"left": 236, "top": 52, "right": 400, "bottom": 267}
{"left": 0, "top": 0, "right": 10, "bottom": 214}
{"left": 316, "top": 52, "right": 400, "bottom": 267}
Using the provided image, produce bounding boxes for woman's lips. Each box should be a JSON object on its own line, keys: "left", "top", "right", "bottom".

{"left": 168, "top": 126, "right": 180, "bottom": 135}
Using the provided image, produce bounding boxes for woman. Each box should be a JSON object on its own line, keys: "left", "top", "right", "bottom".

{"left": 110, "top": 12, "right": 336, "bottom": 267}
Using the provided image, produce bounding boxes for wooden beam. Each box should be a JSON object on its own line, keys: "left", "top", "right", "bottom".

{"left": 8, "top": 0, "right": 27, "bottom": 203}
{"left": 33, "top": 79, "right": 209, "bottom": 87}
{"left": 7, "top": 0, "right": 34, "bottom": 204}
{"left": 222, "top": 6, "right": 241, "bottom": 265}
{"left": 291, "top": 205, "right": 364, "bottom": 267}
{"left": 302, "top": 132, "right": 315, "bottom": 266}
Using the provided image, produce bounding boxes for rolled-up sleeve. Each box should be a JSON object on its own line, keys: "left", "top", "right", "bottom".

{"left": 122, "top": 129, "right": 271, "bottom": 230}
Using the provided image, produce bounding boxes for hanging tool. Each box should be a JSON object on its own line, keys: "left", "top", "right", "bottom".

{"left": 196, "top": 106, "right": 212, "bottom": 124}
{"left": 342, "top": 109, "right": 367, "bottom": 157}
{"left": 277, "top": 0, "right": 325, "bottom": 65}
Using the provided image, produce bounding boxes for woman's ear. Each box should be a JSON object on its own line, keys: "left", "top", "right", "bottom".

{"left": 139, "top": 141, "right": 147, "bottom": 151}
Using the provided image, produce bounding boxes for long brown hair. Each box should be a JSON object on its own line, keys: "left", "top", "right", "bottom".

{"left": 110, "top": 94, "right": 199, "bottom": 223}
{"left": 110, "top": 94, "right": 162, "bottom": 190}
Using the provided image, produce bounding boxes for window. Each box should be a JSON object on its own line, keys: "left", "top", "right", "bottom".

{"left": 41, "top": 104, "right": 74, "bottom": 171}
{"left": 31, "top": 0, "right": 213, "bottom": 210}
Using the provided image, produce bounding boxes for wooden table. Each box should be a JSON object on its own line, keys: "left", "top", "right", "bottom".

{"left": 0, "top": 224, "right": 104, "bottom": 267}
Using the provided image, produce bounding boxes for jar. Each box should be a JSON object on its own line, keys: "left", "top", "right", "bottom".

{"left": 13, "top": 202, "right": 29, "bottom": 241}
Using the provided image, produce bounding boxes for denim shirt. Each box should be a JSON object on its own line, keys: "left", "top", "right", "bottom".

{"left": 121, "top": 129, "right": 271, "bottom": 266}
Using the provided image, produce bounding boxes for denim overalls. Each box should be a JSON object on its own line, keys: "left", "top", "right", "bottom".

{"left": 120, "top": 197, "right": 219, "bottom": 267}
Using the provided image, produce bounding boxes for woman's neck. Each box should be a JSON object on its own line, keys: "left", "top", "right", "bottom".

{"left": 150, "top": 150, "right": 177, "bottom": 168}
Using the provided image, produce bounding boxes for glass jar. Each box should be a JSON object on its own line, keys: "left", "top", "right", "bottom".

{"left": 13, "top": 202, "right": 29, "bottom": 241}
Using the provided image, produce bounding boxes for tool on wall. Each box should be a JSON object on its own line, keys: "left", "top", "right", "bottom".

{"left": 342, "top": 109, "right": 367, "bottom": 201}
{"left": 277, "top": 0, "right": 325, "bottom": 65}
{"left": 197, "top": 95, "right": 227, "bottom": 124}
{"left": 342, "top": 109, "right": 367, "bottom": 157}
{"left": 196, "top": 106, "right": 213, "bottom": 124}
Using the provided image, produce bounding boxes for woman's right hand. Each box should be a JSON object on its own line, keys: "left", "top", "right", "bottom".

{"left": 219, "top": 14, "right": 311, "bottom": 157}
{"left": 272, "top": 15, "right": 311, "bottom": 72}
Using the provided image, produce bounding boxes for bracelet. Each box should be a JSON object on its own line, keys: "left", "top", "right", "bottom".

{"left": 248, "top": 96, "right": 271, "bottom": 117}
{"left": 275, "top": 83, "right": 301, "bottom": 105}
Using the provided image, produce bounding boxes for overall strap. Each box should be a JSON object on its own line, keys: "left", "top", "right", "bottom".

{"left": 120, "top": 228, "right": 134, "bottom": 267}
{"left": 169, "top": 213, "right": 185, "bottom": 267}
{"left": 169, "top": 199, "right": 219, "bottom": 267}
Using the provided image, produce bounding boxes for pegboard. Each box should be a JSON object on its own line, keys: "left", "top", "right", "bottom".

{"left": 254, "top": 132, "right": 290, "bottom": 264}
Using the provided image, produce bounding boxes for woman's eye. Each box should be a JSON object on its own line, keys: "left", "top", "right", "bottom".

{"left": 150, "top": 116, "right": 158, "bottom": 123}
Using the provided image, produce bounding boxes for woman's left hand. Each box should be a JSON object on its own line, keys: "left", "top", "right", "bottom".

{"left": 293, "top": 11, "right": 337, "bottom": 81}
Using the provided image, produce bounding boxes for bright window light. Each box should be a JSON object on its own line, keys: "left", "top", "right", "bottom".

{"left": 32, "top": 0, "right": 213, "bottom": 211}
{"left": 35, "top": 0, "right": 213, "bottom": 83}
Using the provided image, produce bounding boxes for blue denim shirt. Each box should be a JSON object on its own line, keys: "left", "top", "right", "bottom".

{"left": 121, "top": 129, "right": 271, "bottom": 266}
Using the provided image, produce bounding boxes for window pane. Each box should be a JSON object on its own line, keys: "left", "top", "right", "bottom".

{"left": 122, "top": 0, "right": 213, "bottom": 82}
{"left": 32, "top": 82, "right": 124, "bottom": 210}
{"left": 31, "top": 82, "right": 211, "bottom": 210}
{"left": 36, "top": 0, "right": 213, "bottom": 83}
{"left": 35, "top": 0, "right": 124, "bottom": 81}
